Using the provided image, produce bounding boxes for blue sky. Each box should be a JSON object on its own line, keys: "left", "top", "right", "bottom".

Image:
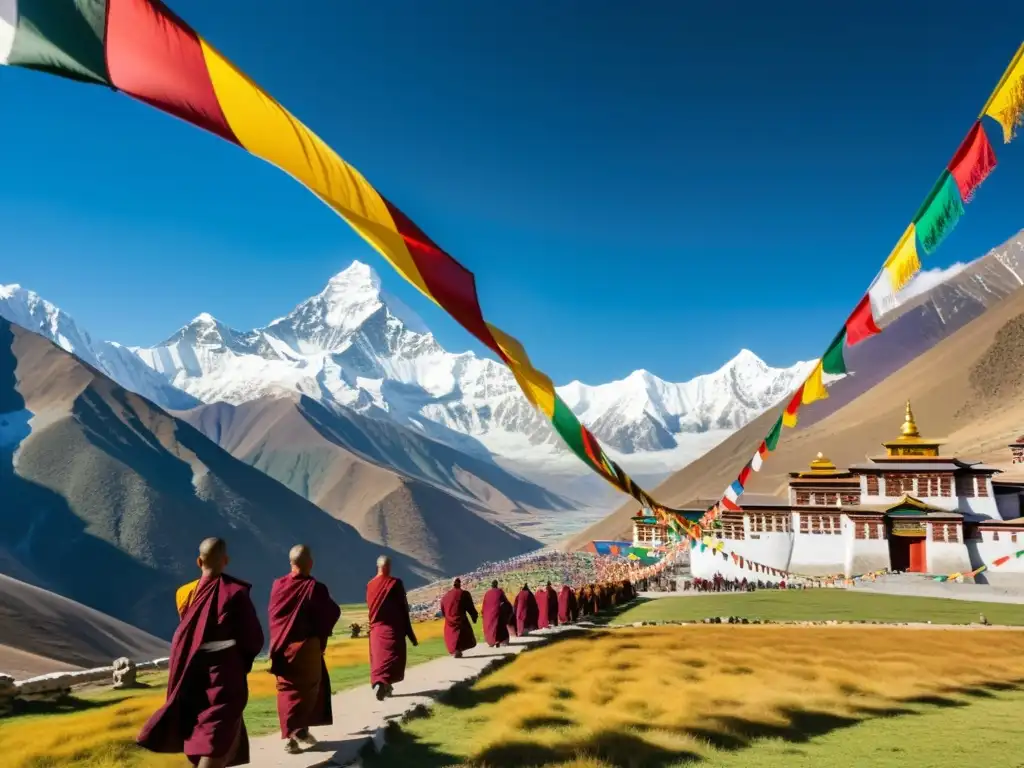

{"left": 1, "top": 1, "right": 1023, "bottom": 385}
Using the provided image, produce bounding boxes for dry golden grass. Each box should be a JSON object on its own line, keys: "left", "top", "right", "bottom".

{"left": 369, "top": 625, "right": 1024, "bottom": 767}
{"left": 0, "top": 617, "right": 449, "bottom": 768}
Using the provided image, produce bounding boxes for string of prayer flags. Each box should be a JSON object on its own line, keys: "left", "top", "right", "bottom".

{"left": 932, "top": 549, "right": 1024, "bottom": 582}
{"left": 704, "top": 42, "right": 1024, "bottom": 527}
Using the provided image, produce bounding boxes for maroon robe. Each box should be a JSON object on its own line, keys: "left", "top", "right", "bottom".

{"left": 268, "top": 573, "right": 342, "bottom": 739}
{"left": 481, "top": 588, "right": 513, "bottom": 647}
{"left": 366, "top": 574, "right": 417, "bottom": 686}
{"left": 138, "top": 574, "right": 264, "bottom": 767}
{"left": 537, "top": 586, "right": 559, "bottom": 629}
{"left": 440, "top": 587, "right": 478, "bottom": 654}
{"left": 514, "top": 588, "right": 539, "bottom": 635}
{"left": 557, "top": 585, "right": 577, "bottom": 624}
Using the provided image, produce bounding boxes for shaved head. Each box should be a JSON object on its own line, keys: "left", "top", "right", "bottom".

{"left": 197, "top": 537, "right": 228, "bottom": 575}
{"left": 290, "top": 544, "right": 313, "bottom": 576}
{"left": 376, "top": 555, "right": 391, "bottom": 576}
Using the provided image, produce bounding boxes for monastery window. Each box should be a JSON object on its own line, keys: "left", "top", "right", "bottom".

{"left": 993, "top": 531, "right": 1000, "bottom": 542}
{"left": 1013, "top": 533, "right": 1018, "bottom": 544}
{"left": 976, "top": 477, "right": 989, "bottom": 497}
{"left": 885, "top": 474, "right": 915, "bottom": 496}
{"left": 799, "top": 515, "right": 809, "bottom": 533}
{"left": 841, "top": 493, "right": 860, "bottom": 506}
{"left": 869, "top": 523, "right": 882, "bottom": 539}
{"left": 795, "top": 491, "right": 811, "bottom": 506}
{"left": 940, "top": 477, "right": 952, "bottom": 497}
{"left": 932, "top": 525, "right": 945, "bottom": 543}
{"left": 854, "top": 522, "right": 866, "bottom": 540}
{"left": 955, "top": 476, "right": 973, "bottom": 497}
{"left": 866, "top": 476, "right": 880, "bottom": 495}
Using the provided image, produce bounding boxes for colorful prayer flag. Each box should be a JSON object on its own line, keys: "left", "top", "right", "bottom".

{"left": 913, "top": 172, "right": 964, "bottom": 254}
{"left": 821, "top": 331, "right": 847, "bottom": 375}
{"left": 980, "top": 42, "right": 1024, "bottom": 143}
{"left": 751, "top": 447, "right": 765, "bottom": 472}
{"left": 783, "top": 387, "right": 803, "bottom": 428}
{"left": 948, "top": 121, "right": 997, "bottom": 202}
{"left": 845, "top": 294, "right": 882, "bottom": 346}
{"left": 738, "top": 464, "right": 753, "bottom": 486}
{"left": 882, "top": 224, "right": 921, "bottom": 292}
{"left": 801, "top": 361, "right": 829, "bottom": 405}
{"left": 765, "top": 416, "right": 784, "bottom": 451}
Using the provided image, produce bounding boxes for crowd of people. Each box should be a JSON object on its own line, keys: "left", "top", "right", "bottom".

{"left": 132, "top": 537, "right": 638, "bottom": 767}
{"left": 683, "top": 574, "right": 814, "bottom": 592}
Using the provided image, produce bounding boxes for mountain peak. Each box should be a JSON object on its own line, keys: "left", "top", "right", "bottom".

{"left": 322, "top": 261, "right": 381, "bottom": 299}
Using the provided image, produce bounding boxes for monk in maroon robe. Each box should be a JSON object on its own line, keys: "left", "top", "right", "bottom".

{"left": 557, "top": 584, "right": 577, "bottom": 624}
{"left": 514, "top": 584, "right": 539, "bottom": 636}
{"left": 268, "top": 545, "right": 342, "bottom": 755}
{"left": 366, "top": 555, "right": 417, "bottom": 700}
{"left": 537, "top": 581, "right": 559, "bottom": 629}
{"left": 481, "top": 581, "right": 513, "bottom": 647}
{"left": 440, "top": 577, "right": 478, "bottom": 658}
{"left": 138, "top": 538, "right": 264, "bottom": 768}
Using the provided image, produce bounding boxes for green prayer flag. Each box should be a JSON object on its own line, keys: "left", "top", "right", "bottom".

{"left": 821, "top": 331, "right": 848, "bottom": 375}
{"left": 765, "top": 416, "right": 784, "bottom": 452}
{"left": 913, "top": 171, "right": 964, "bottom": 254}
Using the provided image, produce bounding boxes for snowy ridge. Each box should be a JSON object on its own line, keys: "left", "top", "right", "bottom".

{"left": 118, "top": 261, "right": 815, "bottom": 458}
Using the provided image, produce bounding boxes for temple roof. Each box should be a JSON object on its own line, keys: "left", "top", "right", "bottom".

{"left": 789, "top": 452, "right": 856, "bottom": 479}
{"left": 849, "top": 462, "right": 963, "bottom": 471}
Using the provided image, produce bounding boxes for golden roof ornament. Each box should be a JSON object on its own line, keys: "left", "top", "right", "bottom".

{"left": 899, "top": 400, "right": 920, "bottom": 439}
{"left": 808, "top": 451, "right": 837, "bottom": 472}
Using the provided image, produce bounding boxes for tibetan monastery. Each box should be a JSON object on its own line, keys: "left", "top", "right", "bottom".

{"left": 651, "top": 402, "right": 1024, "bottom": 581}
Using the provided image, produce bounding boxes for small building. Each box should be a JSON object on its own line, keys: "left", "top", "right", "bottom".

{"left": 1010, "top": 436, "right": 1024, "bottom": 465}
{"left": 687, "top": 401, "right": 1024, "bottom": 582}
{"left": 631, "top": 511, "right": 671, "bottom": 550}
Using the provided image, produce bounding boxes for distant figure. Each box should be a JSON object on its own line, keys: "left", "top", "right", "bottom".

{"left": 537, "top": 581, "right": 559, "bottom": 629}
{"left": 138, "top": 537, "right": 264, "bottom": 768}
{"left": 268, "top": 545, "right": 342, "bottom": 755}
{"left": 481, "top": 581, "right": 514, "bottom": 647}
{"left": 514, "top": 583, "right": 539, "bottom": 636}
{"left": 366, "top": 555, "right": 418, "bottom": 701}
{"left": 440, "top": 578, "right": 478, "bottom": 658}
{"left": 576, "top": 586, "right": 590, "bottom": 618}
{"left": 557, "top": 584, "right": 577, "bottom": 624}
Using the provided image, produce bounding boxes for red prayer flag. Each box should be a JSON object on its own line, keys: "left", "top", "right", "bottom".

{"left": 738, "top": 464, "right": 753, "bottom": 486}
{"left": 721, "top": 497, "right": 741, "bottom": 511}
{"left": 845, "top": 294, "right": 881, "bottom": 346}
{"left": 948, "top": 121, "right": 997, "bottom": 203}
{"left": 992, "top": 555, "right": 1011, "bottom": 567}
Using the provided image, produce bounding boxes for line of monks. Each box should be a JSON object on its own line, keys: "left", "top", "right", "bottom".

{"left": 134, "top": 537, "right": 635, "bottom": 766}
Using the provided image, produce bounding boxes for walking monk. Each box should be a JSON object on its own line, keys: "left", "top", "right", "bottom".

{"left": 537, "top": 581, "right": 559, "bottom": 629}
{"left": 268, "top": 545, "right": 342, "bottom": 755}
{"left": 557, "top": 583, "right": 577, "bottom": 624}
{"left": 481, "top": 581, "right": 513, "bottom": 647}
{"left": 440, "top": 578, "right": 478, "bottom": 658}
{"left": 138, "top": 538, "right": 264, "bottom": 768}
{"left": 514, "top": 583, "right": 539, "bottom": 636}
{"left": 366, "top": 555, "right": 417, "bottom": 701}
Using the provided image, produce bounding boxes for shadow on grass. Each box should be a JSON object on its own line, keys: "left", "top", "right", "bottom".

{"left": 365, "top": 673, "right": 1024, "bottom": 767}
{"left": 7, "top": 694, "right": 135, "bottom": 719}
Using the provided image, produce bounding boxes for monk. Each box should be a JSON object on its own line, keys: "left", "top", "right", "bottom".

{"left": 268, "top": 545, "right": 342, "bottom": 755}
{"left": 138, "top": 538, "right": 264, "bottom": 768}
{"left": 514, "top": 583, "right": 539, "bottom": 636}
{"left": 440, "top": 578, "right": 478, "bottom": 658}
{"left": 481, "top": 580, "right": 513, "bottom": 647}
{"left": 366, "top": 555, "right": 417, "bottom": 701}
{"left": 557, "top": 583, "right": 577, "bottom": 624}
{"left": 576, "top": 586, "right": 590, "bottom": 618}
{"left": 537, "top": 581, "right": 559, "bottom": 629}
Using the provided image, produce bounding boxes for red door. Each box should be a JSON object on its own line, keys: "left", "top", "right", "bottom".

{"left": 908, "top": 539, "right": 927, "bottom": 573}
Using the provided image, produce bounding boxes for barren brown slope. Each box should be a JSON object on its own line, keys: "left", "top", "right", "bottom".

{"left": 180, "top": 396, "right": 541, "bottom": 575}
{"left": 0, "top": 573, "right": 168, "bottom": 675}
{"left": 0, "top": 319, "right": 416, "bottom": 640}
{"left": 567, "top": 285, "right": 1024, "bottom": 546}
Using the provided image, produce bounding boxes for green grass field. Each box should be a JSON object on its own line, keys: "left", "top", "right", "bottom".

{"left": 365, "top": 623, "right": 1024, "bottom": 768}
{"left": 612, "top": 590, "right": 1024, "bottom": 626}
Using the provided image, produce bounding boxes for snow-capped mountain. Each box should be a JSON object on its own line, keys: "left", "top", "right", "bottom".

{"left": 0, "top": 284, "right": 198, "bottom": 411}
{"left": 114, "top": 261, "right": 812, "bottom": 458}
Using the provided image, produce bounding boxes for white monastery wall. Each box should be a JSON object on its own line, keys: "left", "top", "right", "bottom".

{"left": 957, "top": 496, "right": 1001, "bottom": 519}
{"left": 927, "top": 541, "right": 972, "bottom": 575}
{"left": 846, "top": 537, "right": 889, "bottom": 575}
{"left": 968, "top": 537, "right": 1024, "bottom": 584}
{"left": 789, "top": 529, "right": 846, "bottom": 575}
{"left": 689, "top": 541, "right": 786, "bottom": 582}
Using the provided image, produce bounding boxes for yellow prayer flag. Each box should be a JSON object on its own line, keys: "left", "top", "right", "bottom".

{"left": 981, "top": 43, "right": 1024, "bottom": 143}
{"left": 801, "top": 362, "right": 829, "bottom": 405}
{"left": 883, "top": 224, "right": 921, "bottom": 292}
{"left": 782, "top": 410, "right": 798, "bottom": 428}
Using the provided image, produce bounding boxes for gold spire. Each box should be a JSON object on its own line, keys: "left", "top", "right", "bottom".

{"left": 900, "top": 400, "right": 920, "bottom": 439}
{"left": 808, "top": 452, "right": 837, "bottom": 472}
